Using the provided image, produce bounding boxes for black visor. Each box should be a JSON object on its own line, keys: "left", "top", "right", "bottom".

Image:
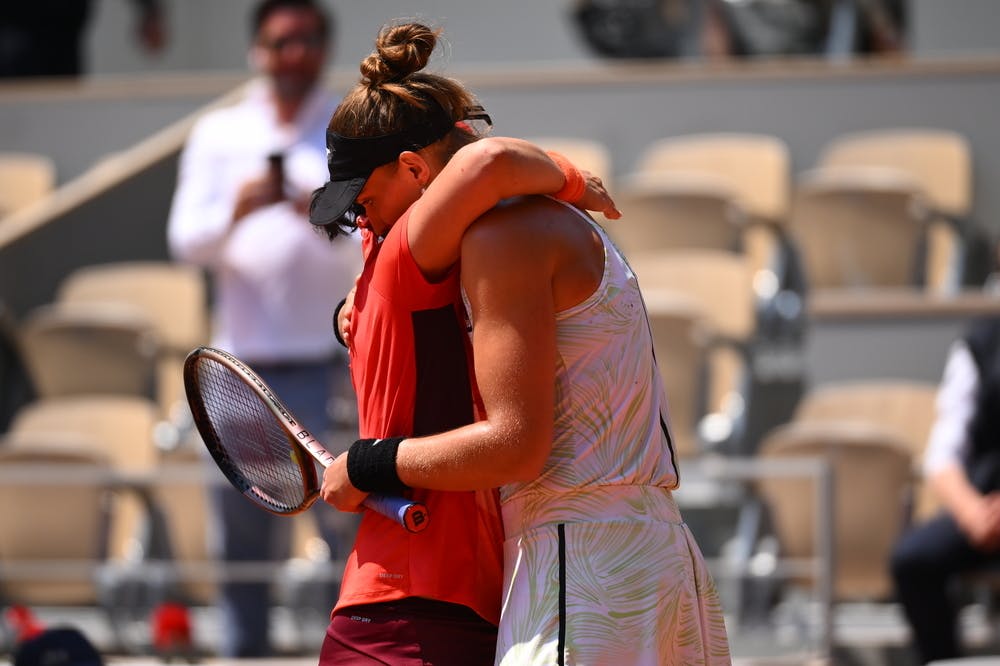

{"left": 310, "top": 99, "right": 455, "bottom": 227}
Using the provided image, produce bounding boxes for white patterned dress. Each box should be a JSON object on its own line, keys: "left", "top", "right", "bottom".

{"left": 491, "top": 206, "right": 732, "bottom": 665}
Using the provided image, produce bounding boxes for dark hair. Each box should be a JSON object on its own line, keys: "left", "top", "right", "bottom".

{"left": 318, "top": 22, "right": 480, "bottom": 240}
{"left": 251, "top": 0, "right": 332, "bottom": 41}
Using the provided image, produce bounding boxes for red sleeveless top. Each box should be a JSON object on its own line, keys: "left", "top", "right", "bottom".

{"left": 334, "top": 209, "right": 504, "bottom": 626}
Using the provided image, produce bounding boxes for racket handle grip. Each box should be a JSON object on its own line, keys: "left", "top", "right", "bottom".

{"left": 363, "top": 494, "right": 429, "bottom": 533}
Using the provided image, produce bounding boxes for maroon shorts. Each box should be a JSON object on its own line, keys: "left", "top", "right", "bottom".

{"left": 319, "top": 597, "right": 497, "bottom": 665}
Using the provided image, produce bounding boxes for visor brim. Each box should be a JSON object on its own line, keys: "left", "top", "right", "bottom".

{"left": 309, "top": 176, "right": 367, "bottom": 226}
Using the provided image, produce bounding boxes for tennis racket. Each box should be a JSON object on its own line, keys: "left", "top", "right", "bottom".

{"left": 182, "top": 346, "right": 428, "bottom": 533}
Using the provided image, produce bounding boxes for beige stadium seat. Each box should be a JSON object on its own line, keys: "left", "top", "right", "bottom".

{"left": 756, "top": 420, "right": 914, "bottom": 602}
{"left": 8, "top": 396, "right": 161, "bottom": 562}
{"left": 789, "top": 166, "right": 935, "bottom": 291}
{"left": 793, "top": 380, "right": 941, "bottom": 522}
{"left": 18, "top": 302, "right": 160, "bottom": 400}
{"left": 0, "top": 151, "right": 56, "bottom": 217}
{"left": 0, "top": 442, "right": 113, "bottom": 606}
{"left": 818, "top": 129, "right": 972, "bottom": 292}
{"left": 56, "top": 261, "right": 210, "bottom": 417}
{"left": 609, "top": 172, "right": 745, "bottom": 259}
{"left": 634, "top": 132, "right": 791, "bottom": 224}
{"left": 818, "top": 128, "right": 971, "bottom": 222}
{"left": 630, "top": 133, "right": 791, "bottom": 285}
{"left": 631, "top": 250, "right": 757, "bottom": 454}
{"left": 631, "top": 249, "right": 756, "bottom": 341}
{"left": 643, "top": 291, "right": 710, "bottom": 460}
{"left": 794, "top": 380, "right": 938, "bottom": 455}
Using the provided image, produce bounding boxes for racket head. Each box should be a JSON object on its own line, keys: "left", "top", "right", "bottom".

{"left": 183, "top": 346, "right": 320, "bottom": 515}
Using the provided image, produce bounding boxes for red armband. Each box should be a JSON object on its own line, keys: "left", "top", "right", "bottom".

{"left": 546, "top": 151, "right": 586, "bottom": 204}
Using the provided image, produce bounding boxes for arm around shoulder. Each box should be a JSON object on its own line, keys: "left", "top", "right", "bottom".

{"left": 406, "top": 138, "right": 566, "bottom": 277}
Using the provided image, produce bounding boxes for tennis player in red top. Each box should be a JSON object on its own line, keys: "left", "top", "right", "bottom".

{"left": 307, "top": 22, "right": 619, "bottom": 666}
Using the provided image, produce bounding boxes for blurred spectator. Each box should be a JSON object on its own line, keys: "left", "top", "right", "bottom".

{"left": 0, "top": 0, "right": 166, "bottom": 78}
{"left": 891, "top": 310, "right": 1000, "bottom": 663}
{"left": 0, "top": 302, "right": 35, "bottom": 432}
{"left": 821, "top": 0, "right": 905, "bottom": 58}
{"left": 570, "top": 0, "right": 905, "bottom": 61}
{"left": 572, "top": 0, "right": 703, "bottom": 58}
{"left": 167, "top": 0, "right": 360, "bottom": 657}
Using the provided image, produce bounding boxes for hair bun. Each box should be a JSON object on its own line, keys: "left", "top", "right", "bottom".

{"left": 361, "top": 23, "right": 438, "bottom": 86}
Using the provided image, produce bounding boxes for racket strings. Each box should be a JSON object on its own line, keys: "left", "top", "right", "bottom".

{"left": 196, "top": 359, "right": 308, "bottom": 512}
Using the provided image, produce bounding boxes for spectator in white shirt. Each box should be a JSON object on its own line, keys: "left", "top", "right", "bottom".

{"left": 166, "top": 0, "right": 360, "bottom": 657}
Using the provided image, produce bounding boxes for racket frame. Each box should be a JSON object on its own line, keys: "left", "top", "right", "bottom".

{"left": 184, "top": 346, "right": 429, "bottom": 532}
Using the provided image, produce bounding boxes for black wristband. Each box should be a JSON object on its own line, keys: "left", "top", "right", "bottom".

{"left": 347, "top": 437, "right": 407, "bottom": 495}
{"left": 332, "top": 298, "right": 348, "bottom": 348}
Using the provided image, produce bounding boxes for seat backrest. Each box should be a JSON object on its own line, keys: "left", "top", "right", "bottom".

{"left": 756, "top": 420, "right": 914, "bottom": 601}
{"left": 18, "top": 302, "right": 159, "bottom": 400}
{"left": 789, "top": 167, "right": 930, "bottom": 290}
{"left": 9, "top": 395, "right": 159, "bottom": 471}
{"left": 634, "top": 132, "right": 791, "bottom": 223}
{"left": 8, "top": 396, "right": 161, "bottom": 560}
{"left": 56, "top": 261, "right": 208, "bottom": 352}
{"left": 819, "top": 128, "right": 972, "bottom": 219}
{"left": 0, "top": 443, "right": 112, "bottom": 605}
{"left": 0, "top": 151, "right": 56, "bottom": 217}
{"left": 610, "top": 172, "right": 745, "bottom": 258}
{"left": 56, "top": 261, "right": 210, "bottom": 415}
{"left": 630, "top": 249, "right": 756, "bottom": 341}
{"left": 642, "top": 292, "right": 710, "bottom": 459}
{"left": 631, "top": 250, "right": 756, "bottom": 450}
{"left": 794, "top": 380, "right": 938, "bottom": 456}
{"left": 793, "top": 380, "right": 941, "bottom": 520}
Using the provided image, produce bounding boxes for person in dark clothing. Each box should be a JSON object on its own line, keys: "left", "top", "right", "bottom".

{"left": 0, "top": 302, "right": 35, "bottom": 432}
{"left": 0, "top": 0, "right": 164, "bottom": 78}
{"left": 891, "top": 315, "right": 1000, "bottom": 663}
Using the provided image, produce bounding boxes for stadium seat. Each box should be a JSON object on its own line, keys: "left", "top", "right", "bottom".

{"left": 18, "top": 301, "right": 160, "bottom": 401}
{"left": 0, "top": 441, "right": 113, "bottom": 607}
{"left": 7, "top": 396, "right": 161, "bottom": 562}
{"left": 634, "top": 132, "right": 791, "bottom": 225}
{"left": 631, "top": 249, "right": 757, "bottom": 455}
{"left": 0, "top": 151, "right": 56, "bottom": 218}
{"left": 789, "top": 166, "right": 935, "bottom": 291}
{"left": 755, "top": 419, "right": 913, "bottom": 603}
{"left": 609, "top": 171, "right": 745, "bottom": 258}
{"left": 642, "top": 291, "right": 711, "bottom": 460}
{"left": 792, "top": 380, "right": 940, "bottom": 521}
{"left": 818, "top": 128, "right": 973, "bottom": 291}
{"left": 818, "top": 128, "right": 971, "bottom": 224}
{"left": 55, "top": 261, "right": 210, "bottom": 420}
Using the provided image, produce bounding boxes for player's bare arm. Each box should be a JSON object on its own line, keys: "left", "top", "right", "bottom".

{"left": 407, "top": 137, "right": 619, "bottom": 279}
